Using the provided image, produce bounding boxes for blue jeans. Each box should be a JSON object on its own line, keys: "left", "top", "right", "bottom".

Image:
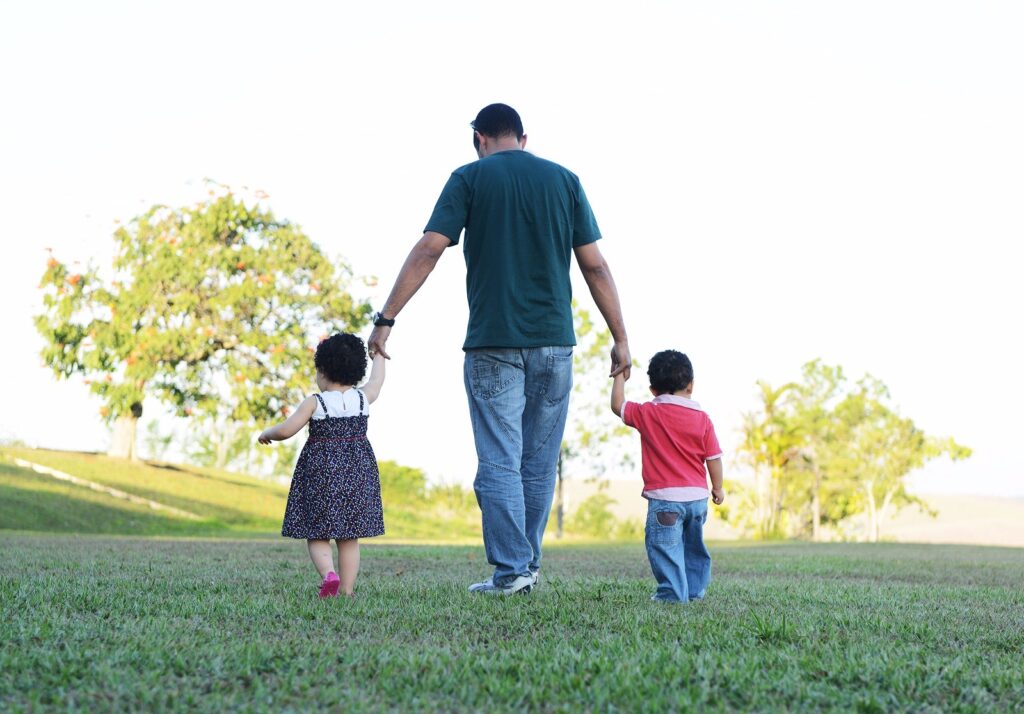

{"left": 464, "top": 347, "right": 573, "bottom": 585}
{"left": 645, "top": 497, "right": 712, "bottom": 602}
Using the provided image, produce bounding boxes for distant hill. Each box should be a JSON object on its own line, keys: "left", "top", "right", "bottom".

{"left": 564, "top": 478, "right": 1024, "bottom": 547}
{"left": 8, "top": 449, "right": 1018, "bottom": 546}
{"left": 0, "top": 448, "right": 480, "bottom": 541}
{"left": 1, "top": 448, "right": 286, "bottom": 536}
{"left": 873, "top": 494, "right": 1024, "bottom": 547}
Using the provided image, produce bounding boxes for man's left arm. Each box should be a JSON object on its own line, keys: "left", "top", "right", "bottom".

{"left": 574, "top": 241, "right": 630, "bottom": 378}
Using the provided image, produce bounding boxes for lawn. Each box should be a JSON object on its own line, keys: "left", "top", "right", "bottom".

{"left": 2, "top": 535, "right": 1022, "bottom": 712}
{"left": 0, "top": 448, "right": 481, "bottom": 541}
{"left": 1, "top": 447, "right": 286, "bottom": 532}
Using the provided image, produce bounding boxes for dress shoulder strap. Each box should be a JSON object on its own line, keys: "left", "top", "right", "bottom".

{"left": 313, "top": 393, "right": 329, "bottom": 418}
{"left": 357, "top": 390, "right": 365, "bottom": 414}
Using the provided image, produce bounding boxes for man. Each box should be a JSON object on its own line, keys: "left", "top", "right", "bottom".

{"left": 368, "top": 103, "right": 630, "bottom": 595}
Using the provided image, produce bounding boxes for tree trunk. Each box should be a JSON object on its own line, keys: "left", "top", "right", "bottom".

{"left": 555, "top": 450, "right": 564, "bottom": 538}
{"left": 108, "top": 415, "right": 139, "bottom": 460}
{"left": 811, "top": 467, "right": 822, "bottom": 542}
{"left": 876, "top": 489, "right": 896, "bottom": 542}
{"left": 864, "top": 481, "right": 878, "bottom": 543}
{"left": 767, "top": 464, "right": 784, "bottom": 537}
{"left": 753, "top": 467, "right": 766, "bottom": 537}
{"left": 215, "top": 432, "right": 229, "bottom": 470}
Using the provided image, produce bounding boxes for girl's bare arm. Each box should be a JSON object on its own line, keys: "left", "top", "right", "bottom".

{"left": 258, "top": 396, "right": 317, "bottom": 443}
{"left": 361, "top": 353, "right": 387, "bottom": 404}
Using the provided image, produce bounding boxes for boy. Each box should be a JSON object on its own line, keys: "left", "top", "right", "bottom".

{"left": 611, "top": 350, "right": 724, "bottom": 602}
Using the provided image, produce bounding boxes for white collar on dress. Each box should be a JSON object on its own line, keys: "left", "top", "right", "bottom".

{"left": 651, "top": 394, "right": 703, "bottom": 411}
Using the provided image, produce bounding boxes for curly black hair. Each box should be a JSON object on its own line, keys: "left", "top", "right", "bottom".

{"left": 314, "top": 333, "right": 367, "bottom": 386}
{"left": 648, "top": 350, "right": 694, "bottom": 394}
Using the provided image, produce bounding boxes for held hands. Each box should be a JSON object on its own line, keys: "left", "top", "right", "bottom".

{"left": 610, "top": 340, "right": 631, "bottom": 379}
{"left": 367, "top": 325, "right": 392, "bottom": 360}
{"left": 712, "top": 487, "right": 725, "bottom": 505}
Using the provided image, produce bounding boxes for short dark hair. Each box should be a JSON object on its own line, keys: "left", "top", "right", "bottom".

{"left": 648, "top": 350, "right": 694, "bottom": 394}
{"left": 314, "top": 333, "right": 367, "bottom": 386}
{"left": 471, "top": 103, "right": 524, "bottom": 141}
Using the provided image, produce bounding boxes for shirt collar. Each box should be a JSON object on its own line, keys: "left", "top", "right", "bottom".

{"left": 651, "top": 394, "right": 702, "bottom": 411}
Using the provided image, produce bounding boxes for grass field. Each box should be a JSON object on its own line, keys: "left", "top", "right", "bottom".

{"left": 2, "top": 535, "right": 1022, "bottom": 712}
{"left": 0, "top": 448, "right": 481, "bottom": 541}
{"left": 1, "top": 447, "right": 285, "bottom": 535}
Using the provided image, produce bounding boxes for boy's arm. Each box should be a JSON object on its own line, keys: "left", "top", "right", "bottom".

{"left": 361, "top": 353, "right": 387, "bottom": 404}
{"left": 610, "top": 372, "right": 626, "bottom": 418}
{"left": 258, "top": 396, "right": 317, "bottom": 444}
{"left": 707, "top": 458, "right": 725, "bottom": 505}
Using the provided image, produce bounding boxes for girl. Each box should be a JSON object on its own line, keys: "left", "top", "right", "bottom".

{"left": 258, "top": 333, "right": 386, "bottom": 598}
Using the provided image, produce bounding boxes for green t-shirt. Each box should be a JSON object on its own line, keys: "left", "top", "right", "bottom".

{"left": 424, "top": 150, "right": 601, "bottom": 350}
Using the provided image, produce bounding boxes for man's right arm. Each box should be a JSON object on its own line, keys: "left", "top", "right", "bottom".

{"left": 573, "top": 241, "right": 630, "bottom": 378}
{"left": 367, "top": 231, "right": 452, "bottom": 359}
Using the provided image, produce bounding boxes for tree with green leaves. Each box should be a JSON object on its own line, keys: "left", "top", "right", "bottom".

{"left": 737, "top": 379, "right": 802, "bottom": 539}
{"left": 788, "top": 361, "right": 848, "bottom": 540}
{"left": 36, "top": 186, "right": 370, "bottom": 459}
{"left": 736, "top": 361, "right": 970, "bottom": 541}
{"left": 834, "top": 377, "right": 971, "bottom": 542}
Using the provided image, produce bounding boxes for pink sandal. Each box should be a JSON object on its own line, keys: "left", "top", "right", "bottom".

{"left": 318, "top": 572, "right": 340, "bottom": 598}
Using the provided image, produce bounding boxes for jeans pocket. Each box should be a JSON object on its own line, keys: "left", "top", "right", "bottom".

{"left": 471, "top": 362, "right": 500, "bottom": 399}
{"left": 646, "top": 511, "right": 679, "bottom": 546}
{"left": 689, "top": 499, "right": 709, "bottom": 525}
{"left": 469, "top": 354, "right": 518, "bottom": 400}
{"left": 542, "top": 352, "right": 573, "bottom": 404}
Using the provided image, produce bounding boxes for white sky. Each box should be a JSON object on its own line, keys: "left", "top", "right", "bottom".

{"left": 1, "top": 1, "right": 1021, "bottom": 497}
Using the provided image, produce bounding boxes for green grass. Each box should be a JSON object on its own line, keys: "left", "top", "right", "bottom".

{"left": 1, "top": 447, "right": 285, "bottom": 532}
{"left": 0, "top": 448, "right": 482, "bottom": 541}
{"left": 2, "top": 536, "right": 1022, "bottom": 711}
{"left": 0, "top": 462, "right": 231, "bottom": 537}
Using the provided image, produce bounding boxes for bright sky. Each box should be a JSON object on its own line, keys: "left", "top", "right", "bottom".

{"left": 2, "top": 1, "right": 1021, "bottom": 497}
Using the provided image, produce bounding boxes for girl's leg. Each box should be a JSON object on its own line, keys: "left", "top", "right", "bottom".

{"left": 307, "top": 539, "right": 336, "bottom": 579}
{"left": 337, "top": 538, "right": 360, "bottom": 595}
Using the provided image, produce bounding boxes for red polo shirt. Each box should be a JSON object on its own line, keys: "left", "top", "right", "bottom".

{"left": 621, "top": 395, "right": 722, "bottom": 494}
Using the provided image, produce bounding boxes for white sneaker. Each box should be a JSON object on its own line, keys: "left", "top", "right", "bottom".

{"left": 467, "top": 573, "right": 534, "bottom": 596}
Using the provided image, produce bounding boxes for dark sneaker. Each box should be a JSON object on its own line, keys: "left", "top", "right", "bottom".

{"left": 467, "top": 573, "right": 533, "bottom": 596}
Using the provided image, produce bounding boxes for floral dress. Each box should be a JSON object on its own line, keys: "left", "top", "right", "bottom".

{"left": 281, "top": 391, "right": 385, "bottom": 540}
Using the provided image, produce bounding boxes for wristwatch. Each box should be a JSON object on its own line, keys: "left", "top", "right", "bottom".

{"left": 372, "top": 311, "right": 396, "bottom": 327}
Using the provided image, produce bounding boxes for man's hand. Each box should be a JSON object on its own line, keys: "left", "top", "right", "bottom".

{"left": 610, "top": 340, "right": 631, "bottom": 379}
{"left": 367, "top": 231, "right": 450, "bottom": 360}
{"left": 367, "top": 325, "right": 392, "bottom": 360}
{"left": 712, "top": 487, "right": 725, "bottom": 505}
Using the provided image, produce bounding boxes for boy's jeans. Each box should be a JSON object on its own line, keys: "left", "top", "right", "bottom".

{"left": 645, "top": 497, "right": 712, "bottom": 602}
{"left": 464, "top": 347, "right": 573, "bottom": 586}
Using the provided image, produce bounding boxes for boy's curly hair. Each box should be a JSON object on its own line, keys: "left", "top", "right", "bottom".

{"left": 314, "top": 333, "right": 367, "bottom": 386}
{"left": 648, "top": 350, "right": 694, "bottom": 394}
